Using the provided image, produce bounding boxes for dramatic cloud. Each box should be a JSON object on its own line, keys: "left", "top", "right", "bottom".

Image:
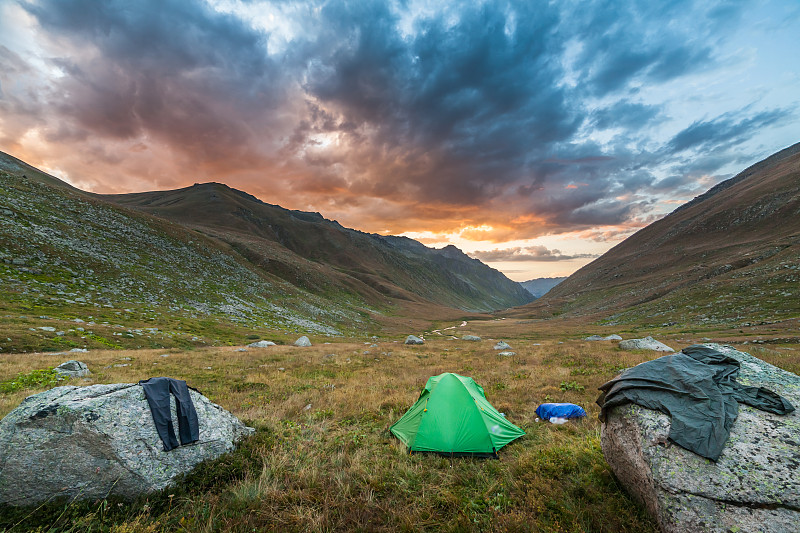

{"left": 0, "top": 0, "right": 798, "bottom": 277}
{"left": 471, "top": 246, "right": 599, "bottom": 262}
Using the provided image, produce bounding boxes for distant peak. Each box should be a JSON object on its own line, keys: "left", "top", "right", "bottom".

{"left": 436, "top": 244, "right": 470, "bottom": 260}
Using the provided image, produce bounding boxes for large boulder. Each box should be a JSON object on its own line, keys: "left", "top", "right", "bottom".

{"left": 0, "top": 383, "right": 254, "bottom": 506}
{"left": 461, "top": 335, "right": 482, "bottom": 341}
{"left": 247, "top": 340, "right": 276, "bottom": 348}
{"left": 618, "top": 336, "right": 674, "bottom": 352}
{"left": 293, "top": 336, "right": 312, "bottom": 347}
{"left": 494, "top": 341, "right": 511, "bottom": 350}
{"left": 601, "top": 344, "right": 800, "bottom": 532}
{"left": 54, "top": 360, "right": 90, "bottom": 378}
{"left": 404, "top": 335, "right": 424, "bottom": 345}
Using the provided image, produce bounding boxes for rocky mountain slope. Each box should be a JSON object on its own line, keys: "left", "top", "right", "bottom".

{"left": 510, "top": 142, "right": 800, "bottom": 328}
{"left": 0, "top": 151, "right": 532, "bottom": 351}
{"left": 0, "top": 166, "right": 370, "bottom": 353}
{"left": 519, "top": 277, "right": 567, "bottom": 299}
{"left": 101, "top": 182, "right": 532, "bottom": 312}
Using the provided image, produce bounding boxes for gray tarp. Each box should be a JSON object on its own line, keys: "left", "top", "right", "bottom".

{"left": 597, "top": 345, "right": 795, "bottom": 461}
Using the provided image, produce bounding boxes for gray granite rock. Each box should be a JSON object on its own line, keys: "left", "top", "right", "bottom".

{"left": 293, "top": 336, "right": 312, "bottom": 347}
{"left": 586, "top": 334, "right": 623, "bottom": 341}
{"left": 0, "top": 383, "right": 254, "bottom": 506}
{"left": 493, "top": 341, "right": 511, "bottom": 350}
{"left": 618, "top": 336, "right": 674, "bottom": 352}
{"left": 461, "top": 335, "right": 482, "bottom": 341}
{"left": 404, "top": 335, "right": 424, "bottom": 345}
{"left": 601, "top": 344, "right": 800, "bottom": 532}
{"left": 54, "top": 360, "right": 90, "bottom": 378}
{"left": 247, "top": 340, "right": 276, "bottom": 348}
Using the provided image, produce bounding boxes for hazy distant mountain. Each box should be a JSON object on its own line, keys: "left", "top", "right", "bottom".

{"left": 519, "top": 277, "right": 566, "bottom": 298}
{"left": 509, "top": 142, "right": 800, "bottom": 327}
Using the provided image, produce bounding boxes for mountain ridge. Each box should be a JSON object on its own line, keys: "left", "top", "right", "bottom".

{"left": 508, "top": 142, "right": 800, "bottom": 327}
{"left": 0, "top": 151, "right": 532, "bottom": 321}
{"left": 100, "top": 180, "right": 533, "bottom": 312}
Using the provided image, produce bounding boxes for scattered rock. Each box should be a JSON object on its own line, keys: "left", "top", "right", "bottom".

{"left": 247, "top": 340, "right": 276, "bottom": 348}
{"left": 304, "top": 404, "right": 312, "bottom": 411}
{"left": 54, "top": 360, "right": 90, "bottom": 378}
{"left": 236, "top": 348, "right": 248, "bottom": 352}
{"left": 586, "top": 334, "right": 623, "bottom": 341}
{"left": 404, "top": 335, "right": 424, "bottom": 345}
{"left": 498, "top": 351, "right": 516, "bottom": 357}
{"left": 618, "top": 336, "right": 674, "bottom": 352}
{"left": 461, "top": 335, "right": 482, "bottom": 341}
{"left": 0, "top": 383, "right": 254, "bottom": 505}
{"left": 601, "top": 344, "right": 800, "bottom": 532}
{"left": 494, "top": 341, "right": 511, "bottom": 350}
{"left": 38, "top": 326, "right": 56, "bottom": 332}
{"left": 294, "top": 336, "right": 312, "bottom": 347}
{"left": 69, "top": 348, "right": 88, "bottom": 353}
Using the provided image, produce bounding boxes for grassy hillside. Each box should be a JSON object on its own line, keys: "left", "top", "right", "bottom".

{"left": 0, "top": 171, "right": 371, "bottom": 354}
{"left": 510, "top": 143, "right": 800, "bottom": 329}
{"left": 102, "top": 183, "right": 533, "bottom": 313}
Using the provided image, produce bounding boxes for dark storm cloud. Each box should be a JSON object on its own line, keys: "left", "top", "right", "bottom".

{"left": 667, "top": 109, "right": 793, "bottom": 154}
{"left": 19, "top": 0, "right": 289, "bottom": 166}
{"left": 2, "top": 0, "right": 796, "bottom": 240}
{"left": 591, "top": 102, "right": 661, "bottom": 130}
{"left": 471, "top": 246, "right": 599, "bottom": 262}
{"left": 564, "top": 0, "right": 720, "bottom": 96}
{"left": 299, "top": 1, "right": 580, "bottom": 204}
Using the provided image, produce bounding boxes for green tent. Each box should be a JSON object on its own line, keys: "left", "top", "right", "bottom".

{"left": 390, "top": 372, "right": 525, "bottom": 456}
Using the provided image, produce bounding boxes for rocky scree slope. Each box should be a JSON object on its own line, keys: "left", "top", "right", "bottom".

{"left": 510, "top": 142, "right": 800, "bottom": 327}
{"left": 102, "top": 182, "right": 533, "bottom": 312}
{"left": 0, "top": 167, "right": 366, "bottom": 353}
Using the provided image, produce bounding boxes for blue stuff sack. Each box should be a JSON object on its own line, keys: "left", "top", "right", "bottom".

{"left": 535, "top": 403, "right": 587, "bottom": 420}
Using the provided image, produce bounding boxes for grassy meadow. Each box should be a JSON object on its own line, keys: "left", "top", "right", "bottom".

{"left": 2, "top": 319, "right": 799, "bottom": 532}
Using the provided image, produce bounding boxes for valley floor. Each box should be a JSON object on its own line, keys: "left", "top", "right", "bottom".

{"left": 2, "top": 318, "right": 799, "bottom": 532}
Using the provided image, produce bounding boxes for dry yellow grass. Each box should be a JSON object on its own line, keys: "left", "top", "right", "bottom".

{"left": 2, "top": 319, "right": 798, "bottom": 532}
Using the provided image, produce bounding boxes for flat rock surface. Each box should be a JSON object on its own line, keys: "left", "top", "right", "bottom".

{"left": 618, "top": 336, "right": 674, "bottom": 352}
{"left": 0, "top": 383, "right": 254, "bottom": 506}
{"left": 601, "top": 344, "right": 800, "bottom": 532}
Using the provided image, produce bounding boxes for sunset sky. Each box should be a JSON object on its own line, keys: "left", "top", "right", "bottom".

{"left": 1, "top": 0, "right": 798, "bottom": 280}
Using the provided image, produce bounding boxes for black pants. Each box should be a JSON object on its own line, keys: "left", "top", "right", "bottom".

{"left": 139, "top": 377, "right": 200, "bottom": 451}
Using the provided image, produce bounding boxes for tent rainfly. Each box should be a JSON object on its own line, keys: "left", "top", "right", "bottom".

{"left": 390, "top": 372, "right": 525, "bottom": 456}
